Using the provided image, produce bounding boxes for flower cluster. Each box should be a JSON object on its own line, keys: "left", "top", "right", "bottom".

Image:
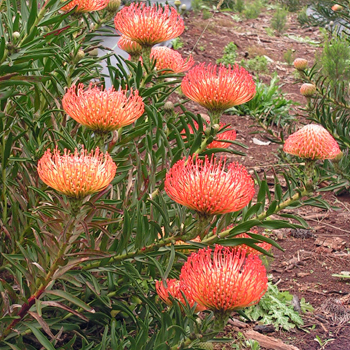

{"left": 151, "top": 46, "right": 194, "bottom": 74}
{"left": 114, "top": 3, "right": 184, "bottom": 47}
{"left": 283, "top": 124, "right": 341, "bottom": 160}
{"left": 157, "top": 245, "right": 268, "bottom": 313}
{"left": 181, "top": 63, "right": 256, "bottom": 118}
{"left": 62, "top": 84, "right": 144, "bottom": 133}
{"left": 165, "top": 156, "right": 255, "bottom": 215}
{"left": 38, "top": 147, "right": 117, "bottom": 199}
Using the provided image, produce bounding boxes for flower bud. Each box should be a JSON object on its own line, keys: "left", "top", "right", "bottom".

{"left": 89, "top": 48, "right": 99, "bottom": 57}
{"left": 164, "top": 101, "right": 174, "bottom": 113}
{"left": 181, "top": 4, "right": 187, "bottom": 11}
{"left": 74, "top": 49, "right": 85, "bottom": 63}
{"left": 332, "top": 4, "right": 343, "bottom": 11}
{"left": 107, "top": 0, "right": 121, "bottom": 12}
{"left": 12, "top": 31, "right": 20, "bottom": 40}
{"left": 174, "top": 0, "right": 181, "bottom": 10}
{"left": 300, "top": 83, "right": 316, "bottom": 97}
{"left": 293, "top": 58, "right": 308, "bottom": 71}
{"left": 329, "top": 21, "right": 334, "bottom": 26}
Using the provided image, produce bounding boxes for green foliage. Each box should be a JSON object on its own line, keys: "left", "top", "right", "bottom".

{"left": 202, "top": 9, "right": 213, "bottom": 19}
{"left": 297, "top": 6, "right": 309, "bottom": 26}
{"left": 271, "top": 7, "right": 288, "bottom": 34}
{"left": 216, "top": 42, "right": 238, "bottom": 66}
{"left": 283, "top": 48, "right": 295, "bottom": 65}
{"left": 320, "top": 35, "right": 350, "bottom": 86}
{"left": 243, "top": 0, "right": 262, "bottom": 19}
{"left": 280, "top": 0, "right": 301, "bottom": 12}
{"left": 235, "top": 0, "right": 245, "bottom": 12}
{"left": 245, "top": 283, "right": 313, "bottom": 330}
{"left": 240, "top": 56, "right": 269, "bottom": 75}
{"left": 172, "top": 36, "right": 184, "bottom": 50}
{"left": 227, "top": 74, "right": 295, "bottom": 127}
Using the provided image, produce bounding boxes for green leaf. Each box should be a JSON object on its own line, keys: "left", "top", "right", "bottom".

{"left": 25, "top": 323, "right": 55, "bottom": 350}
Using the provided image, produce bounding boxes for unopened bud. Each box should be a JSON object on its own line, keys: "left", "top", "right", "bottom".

{"left": 300, "top": 83, "right": 316, "bottom": 97}
{"left": 198, "top": 342, "right": 214, "bottom": 350}
{"left": 212, "top": 123, "right": 220, "bottom": 132}
{"left": 12, "top": 31, "right": 20, "bottom": 40}
{"left": 74, "top": 49, "right": 85, "bottom": 63}
{"left": 293, "top": 58, "right": 308, "bottom": 71}
{"left": 107, "top": 0, "right": 121, "bottom": 12}
{"left": 181, "top": 4, "right": 187, "bottom": 11}
{"left": 89, "top": 48, "right": 99, "bottom": 57}
{"left": 164, "top": 101, "right": 174, "bottom": 113}
{"left": 332, "top": 4, "right": 343, "bottom": 11}
{"left": 174, "top": 0, "right": 181, "bottom": 9}
{"left": 329, "top": 21, "right": 334, "bottom": 26}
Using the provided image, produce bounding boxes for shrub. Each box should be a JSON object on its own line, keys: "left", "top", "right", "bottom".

{"left": 283, "top": 48, "right": 295, "bottom": 65}
{"left": 271, "top": 7, "right": 288, "bottom": 34}
{"left": 235, "top": 0, "right": 245, "bottom": 12}
{"left": 243, "top": 0, "right": 262, "bottom": 19}
{"left": 240, "top": 55, "right": 269, "bottom": 74}
{"left": 216, "top": 42, "right": 238, "bottom": 66}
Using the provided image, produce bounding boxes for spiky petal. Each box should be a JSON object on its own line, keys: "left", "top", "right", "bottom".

{"left": 61, "top": 0, "right": 109, "bottom": 13}
{"left": 62, "top": 84, "right": 144, "bottom": 132}
{"left": 165, "top": 156, "right": 255, "bottom": 215}
{"left": 283, "top": 124, "right": 341, "bottom": 160}
{"left": 114, "top": 3, "right": 184, "bottom": 47}
{"left": 181, "top": 63, "right": 256, "bottom": 113}
{"left": 180, "top": 245, "right": 268, "bottom": 312}
{"left": 38, "top": 147, "right": 117, "bottom": 199}
{"left": 118, "top": 35, "right": 143, "bottom": 56}
{"left": 156, "top": 279, "right": 206, "bottom": 312}
{"left": 151, "top": 46, "right": 194, "bottom": 74}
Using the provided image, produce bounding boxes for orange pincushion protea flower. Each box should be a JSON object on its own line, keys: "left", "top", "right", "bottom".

{"left": 156, "top": 279, "right": 206, "bottom": 311}
{"left": 180, "top": 245, "right": 268, "bottom": 312}
{"left": 38, "top": 147, "right": 117, "bottom": 199}
{"left": 182, "top": 121, "right": 236, "bottom": 149}
{"left": 62, "top": 84, "right": 144, "bottom": 132}
{"left": 181, "top": 63, "right": 256, "bottom": 114}
{"left": 118, "top": 35, "right": 143, "bottom": 55}
{"left": 151, "top": 46, "right": 194, "bottom": 74}
{"left": 164, "top": 156, "right": 255, "bottom": 215}
{"left": 283, "top": 124, "right": 341, "bottom": 160}
{"left": 61, "top": 0, "right": 108, "bottom": 13}
{"left": 114, "top": 3, "right": 184, "bottom": 47}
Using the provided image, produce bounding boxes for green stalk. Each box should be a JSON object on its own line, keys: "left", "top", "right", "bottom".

{"left": 141, "top": 46, "right": 153, "bottom": 68}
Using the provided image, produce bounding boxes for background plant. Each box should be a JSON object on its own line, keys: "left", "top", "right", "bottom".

{"left": 270, "top": 7, "right": 288, "bottom": 34}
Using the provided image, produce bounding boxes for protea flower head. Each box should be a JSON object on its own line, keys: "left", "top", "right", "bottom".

{"left": 179, "top": 245, "right": 268, "bottom": 312}
{"left": 283, "top": 124, "right": 341, "bottom": 160}
{"left": 118, "top": 35, "right": 143, "bottom": 56}
{"left": 300, "top": 83, "right": 316, "bottom": 97}
{"left": 156, "top": 279, "right": 206, "bottom": 312}
{"left": 164, "top": 156, "right": 255, "bottom": 216}
{"left": 293, "top": 58, "right": 308, "bottom": 71}
{"left": 151, "top": 46, "right": 194, "bottom": 74}
{"left": 181, "top": 63, "right": 256, "bottom": 119}
{"left": 62, "top": 84, "right": 144, "bottom": 133}
{"left": 38, "top": 147, "right": 117, "bottom": 199}
{"left": 182, "top": 121, "right": 236, "bottom": 149}
{"left": 114, "top": 3, "right": 184, "bottom": 47}
{"left": 61, "top": 0, "right": 109, "bottom": 13}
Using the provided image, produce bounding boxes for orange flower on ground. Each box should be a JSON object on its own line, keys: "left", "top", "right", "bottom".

{"left": 114, "top": 3, "right": 184, "bottom": 47}
{"left": 179, "top": 245, "right": 268, "bottom": 312}
{"left": 61, "top": 0, "right": 108, "bottom": 13}
{"left": 62, "top": 84, "right": 144, "bottom": 133}
{"left": 151, "top": 46, "right": 194, "bottom": 74}
{"left": 182, "top": 121, "right": 236, "bottom": 149}
{"left": 283, "top": 124, "right": 341, "bottom": 160}
{"left": 164, "top": 156, "right": 255, "bottom": 215}
{"left": 38, "top": 147, "right": 117, "bottom": 199}
{"left": 118, "top": 35, "right": 143, "bottom": 56}
{"left": 213, "top": 226, "right": 271, "bottom": 255}
{"left": 181, "top": 63, "right": 256, "bottom": 122}
{"left": 156, "top": 279, "right": 206, "bottom": 312}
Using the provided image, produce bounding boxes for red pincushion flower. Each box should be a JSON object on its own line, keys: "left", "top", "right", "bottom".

{"left": 181, "top": 63, "right": 256, "bottom": 113}
{"left": 179, "top": 245, "right": 268, "bottom": 312}
{"left": 38, "top": 147, "right": 117, "bottom": 199}
{"left": 156, "top": 279, "right": 206, "bottom": 312}
{"left": 182, "top": 121, "right": 236, "bottom": 149}
{"left": 151, "top": 46, "right": 194, "bottom": 74}
{"left": 164, "top": 156, "right": 255, "bottom": 215}
{"left": 61, "top": 0, "right": 108, "bottom": 13}
{"left": 283, "top": 124, "right": 341, "bottom": 160}
{"left": 62, "top": 84, "right": 144, "bottom": 132}
{"left": 118, "top": 35, "right": 143, "bottom": 55}
{"left": 114, "top": 3, "right": 184, "bottom": 47}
